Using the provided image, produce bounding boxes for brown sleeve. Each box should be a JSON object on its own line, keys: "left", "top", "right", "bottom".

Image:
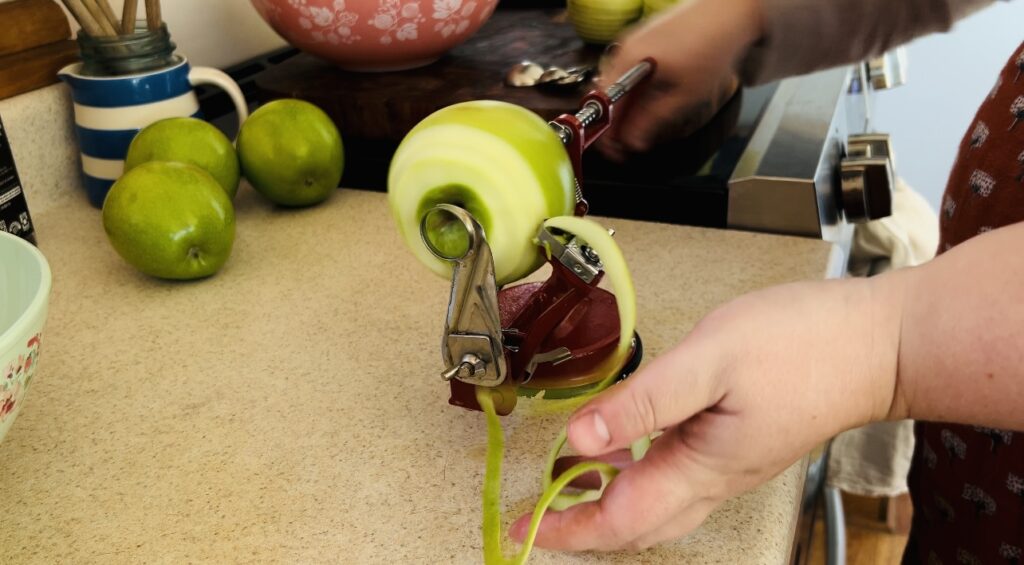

{"left": 739, "top": 0, "right": 994, "bottom": 85}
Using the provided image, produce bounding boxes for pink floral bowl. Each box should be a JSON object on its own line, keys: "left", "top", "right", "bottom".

{"left": 251, "top": 0, "right": 499, "bottom": 71}
{"left": 0, "top": 231, "right": 51, "bottom": 444}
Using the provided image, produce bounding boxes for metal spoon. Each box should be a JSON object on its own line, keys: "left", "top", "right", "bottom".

{"left": 505, "top": 61, "right": 545, "bottom": 87}
{"left": 505, "top": 61, "right": 595, "bottom": 88}
{"left": 557, "top": 66, "right": 595, "bottom": 85}
{"left": 537, "top": 66, "right": 594, "bottom": 89}
{"left": 537, "top": 66, "right": 571, "bottom": 84}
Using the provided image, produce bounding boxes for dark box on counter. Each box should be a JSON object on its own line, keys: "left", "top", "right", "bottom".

{"left": 0, "top": 114, "right": 36, "bottom": 245}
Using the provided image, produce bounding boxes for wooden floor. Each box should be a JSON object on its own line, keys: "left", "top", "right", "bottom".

{"left": 809, "top": 493, "right": 910, "bottom": 565}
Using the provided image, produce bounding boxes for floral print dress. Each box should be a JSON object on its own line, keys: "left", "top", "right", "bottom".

{"left": 902, "top": 39, "right": 1024, "bottom": 565}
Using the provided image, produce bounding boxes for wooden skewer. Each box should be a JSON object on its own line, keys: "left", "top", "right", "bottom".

{"left": 80, "top": 0, "right": 118, "bottom": 36}
{"left": 121, "top": 0, "right": 139, "bottom": 34}
{"left": 145, "top": 0, "right": 162, "bottom": 31}
{"left": 59, "top": 0, "right": 106, "bottom": 37}
{"left": 96, "top": 0, "right": 121, "bottom": 33}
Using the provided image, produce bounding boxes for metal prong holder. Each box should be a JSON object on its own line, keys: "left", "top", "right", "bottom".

{"left": 422, "top": 60, "right": 655, "bottom": 415}
{"left": 420, "top": 205, "right": 507, "bottom": 387}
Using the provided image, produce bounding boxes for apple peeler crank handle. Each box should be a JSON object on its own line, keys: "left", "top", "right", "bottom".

{"left": 605, "top": 60, "right": 654, "bottom": 103}
{"left": 550, "top": 59, "right": 656, "bottom": 215}
{"left": 550, "top": 59, "right": 655, "bottom": 146}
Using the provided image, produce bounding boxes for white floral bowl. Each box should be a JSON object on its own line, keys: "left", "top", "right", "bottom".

{"left": 251, "top": 0, "right": 499, "bottom": 71}
{"left": 0, "top": 231, "right": 51, "bottom": 444}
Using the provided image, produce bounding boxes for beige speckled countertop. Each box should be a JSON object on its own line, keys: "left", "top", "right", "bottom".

{"left": 0, "top": 183, "right": 835, "bottom": 564}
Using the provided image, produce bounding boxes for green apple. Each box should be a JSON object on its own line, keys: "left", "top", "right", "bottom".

{"left": 237, "top": 99, "right": 344, "bottom": 207}
{"left": 102, "top": 161, "right": 236, "bottom": 280}
{"left": 124, "top": 117, "right": 241, "bottom": 198}
{"left": 567, "top": 0, "right": 641, "bottom": 43}
{"left": 388, "top": 100, "right": 576, "bottom": 285}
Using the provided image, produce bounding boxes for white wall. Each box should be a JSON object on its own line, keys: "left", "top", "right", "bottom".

{"left": 54, "top": 0, "right": 287, "bottom": 69}
{"left": 872, "top": 1, "right": 1024, "bottom": 211}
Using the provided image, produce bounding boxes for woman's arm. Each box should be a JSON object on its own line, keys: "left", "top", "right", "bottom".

{"left": 890, "top": 220, "right": 1024, "bottom": 429}
{"left": 596, "top": 0, "right": 994, "bottom": 155}
{"left": 742, "top": 0, "right": 993, "bottom": 84}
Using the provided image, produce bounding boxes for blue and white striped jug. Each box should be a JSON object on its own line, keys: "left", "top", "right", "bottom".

{"left": 58, "top": 58, "right": 248, "bottom": 208}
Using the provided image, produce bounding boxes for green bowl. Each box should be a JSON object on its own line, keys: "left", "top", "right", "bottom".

{"left": 0, "top": 231, "right": 52, "bottom": 443}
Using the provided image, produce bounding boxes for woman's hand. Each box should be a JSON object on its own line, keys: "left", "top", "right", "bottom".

{"left": 595, "top": 0, "right": 763, "bottom": 160}
{"left": 510, "top": 276, "right": 905, "bottom": 550}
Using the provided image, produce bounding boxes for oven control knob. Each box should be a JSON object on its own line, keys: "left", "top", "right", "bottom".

{"left": 841, "top": 134, "right": 895, "bottom": 223}
{"left": 867, "top": 47, "right": 908, "bottom": 90}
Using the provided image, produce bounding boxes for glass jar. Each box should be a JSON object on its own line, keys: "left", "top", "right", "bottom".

{"left": 76, "top": 22, "right": 178, "bottom": 77}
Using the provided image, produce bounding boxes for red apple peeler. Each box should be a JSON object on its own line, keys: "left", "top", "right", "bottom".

{"left": 420, "top": 59, "right": 656, "bottom": 415}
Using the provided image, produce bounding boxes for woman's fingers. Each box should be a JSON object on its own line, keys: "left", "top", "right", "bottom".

{"left": 567, "top": 340, "right": 722, "bottom": 457}
{"left": 551, "top": 448, "right": 637, "bottom": 489}
{"left": 627, "top": 498, "right": 718, "bottom": 550}
{"left": 510, "top": 423, "right": 719, "bottom": 551}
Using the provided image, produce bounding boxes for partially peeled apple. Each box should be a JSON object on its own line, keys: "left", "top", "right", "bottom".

{"left": 387, "top": 101, "right": 576, "bottom": 285}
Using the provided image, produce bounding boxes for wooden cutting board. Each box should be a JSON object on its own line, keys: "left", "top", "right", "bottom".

{"left": 0, "top": 0, "right": 78, "bottom": 101}
{"left": 251, "top": 9, "right": 606, "bottom": 142}
{"left": 0, "top": 0, "right": 71, "bottom": 56}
